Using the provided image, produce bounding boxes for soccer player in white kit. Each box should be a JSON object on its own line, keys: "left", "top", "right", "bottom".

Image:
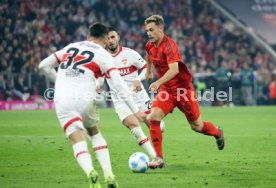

{"left": 39, "top": 23, "right": 145, "bottom": 188}
{"left": 96, "top": 27, "right": 165, "bottom": 160}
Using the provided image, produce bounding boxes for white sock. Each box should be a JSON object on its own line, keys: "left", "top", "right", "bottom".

{"left": 90, "top": 132, "right": 112, "bottom": 178}
{"left": 130, "top": 126, "right": 156, "bottom": 158}
{"left": 72, "top": 141, "right": 93, "bottom": 176}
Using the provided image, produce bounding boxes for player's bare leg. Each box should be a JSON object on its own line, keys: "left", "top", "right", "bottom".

{"left": 123, "top": 115, "right": 156, "bottom": 159}
{"left": 189, "top": 116, "right": 225, "bottom": 150}
{"left": 86, "top": 126, "right": 119, "bottom": 188}
{"left": 68, "top": 129, "right": 101, "bottom": 188}
{"left": 147, "top": 107, "right": 166, "bottom": 169}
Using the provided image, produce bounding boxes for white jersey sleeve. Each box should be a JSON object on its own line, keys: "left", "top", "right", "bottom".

{"left": 38, "top": 55, "right": 58, "bottom": 82}
{"left": 130, "top": 50, "right": 147, "bottom": 70}
{"left": 38, "top": 45, "right": 70, "bottom": 82}
{"left": 112, "top": 47, "right": 147, "bottom": 85}
{"left": 53, "top": 43, "right": 73, "bottom": 64}
{"left": 106, "top": 69, "right": 139, "bottom": 113}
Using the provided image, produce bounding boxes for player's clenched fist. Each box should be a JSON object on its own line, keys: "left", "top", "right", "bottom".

{"left": 146, "top": 72, "right": 154, "bottom": 82}
{"left": 133, "top": 80, "right": 142, "bottom": 92}
{"left": 148, "top": 81, "right": 160, "bottom": 92}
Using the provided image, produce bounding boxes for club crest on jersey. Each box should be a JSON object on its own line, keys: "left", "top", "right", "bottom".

{"left": 121, "top": 58, "right": 128, "bottom": 65}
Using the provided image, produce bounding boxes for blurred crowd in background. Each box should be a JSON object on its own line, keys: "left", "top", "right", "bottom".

{"left": 1, "top": 0, "right": 276, "bottom": 105}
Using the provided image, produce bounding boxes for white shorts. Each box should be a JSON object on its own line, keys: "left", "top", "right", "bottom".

{"left": 54, "top": 99, "right": 99, "bottom": 137}
{"left": 112, "top": 89, "right": 151, "bottom": 122}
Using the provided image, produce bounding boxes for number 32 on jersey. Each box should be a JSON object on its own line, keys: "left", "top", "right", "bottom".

{"left": 60, "top": 47, "right": 94, "bottom": 74}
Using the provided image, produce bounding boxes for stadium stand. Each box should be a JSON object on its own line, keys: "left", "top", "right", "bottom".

{"left": 0, "top": 0, "right": 276, "bottom": 107}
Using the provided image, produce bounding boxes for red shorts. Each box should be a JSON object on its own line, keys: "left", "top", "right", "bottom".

{"left": 151, "top": 84, "right": 200, "bottom": 122}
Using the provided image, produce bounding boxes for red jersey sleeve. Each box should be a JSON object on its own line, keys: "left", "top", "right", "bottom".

{"left": 163, "top": 37, "right": 182, "bottom": 64}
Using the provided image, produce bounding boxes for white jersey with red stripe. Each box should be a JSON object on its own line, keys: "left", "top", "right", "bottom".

{"left": 109, "top": 46, "right": 151, "bottom": 121}
{"left": 112, "top": 46, "right": 146, "bottom": 87}
{"left": 53, "top": 41, "right": 115, "bottom": 101}
{"left": 111, "top": 46, "right": 150, "bottom": 103}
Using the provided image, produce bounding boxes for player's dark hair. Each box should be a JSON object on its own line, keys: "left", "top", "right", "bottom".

{"left": 89, "top": 22, "right": 108, "bottom": 39}
{"left": 108, "top": 26, "right": 118, "bottom": 33}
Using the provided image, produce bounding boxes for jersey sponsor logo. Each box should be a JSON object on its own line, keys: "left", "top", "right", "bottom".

{"left": 118, "top": 66, "right": 137, "bottom": 76}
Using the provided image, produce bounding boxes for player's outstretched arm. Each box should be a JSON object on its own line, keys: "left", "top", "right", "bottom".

{"left": 136, "top": 67, "right": 147, "bottom": 81}
{"left": 107, "top": 69, "right": 146, "bottom": 121}
{"left": 145, "top": 53, "right": 154, "bottom": 81}
{"left": 133, "top": 68, "right": 147, "bottom": 92}
{"left": 96, "top": 76, "right": 105, "bottom": 94}
{"left": 107, "top": 69, "right": 139, "bottom": 113}
{"left": 38, "top": 54, "right": 59, "bottom": 82}
{"left": 149, "top": 62, "right": 179, "bottom": 92}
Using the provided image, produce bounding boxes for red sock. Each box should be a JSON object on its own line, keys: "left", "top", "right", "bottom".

{"left": 149, "top": 120, "right": 163, "bottom": 158}
{"left": 201, "top": 121, "right": 221, "bottom": 139}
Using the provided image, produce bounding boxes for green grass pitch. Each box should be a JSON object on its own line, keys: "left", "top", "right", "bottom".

{"left": 0, "top": 107, "right": 276, "bottom": 188}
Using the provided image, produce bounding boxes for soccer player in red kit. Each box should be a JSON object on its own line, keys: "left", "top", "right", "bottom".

{"left": 144, "top": 15, "right": 225, "bottom": 169}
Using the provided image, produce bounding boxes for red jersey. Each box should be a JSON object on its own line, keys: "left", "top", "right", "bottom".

{"left": 145, "top": 35, "right": 192, "bottom": 92}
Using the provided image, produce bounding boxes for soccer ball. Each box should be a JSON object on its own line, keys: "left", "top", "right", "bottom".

{"left": 128, "top": 152, "right": 149, "bottom": 173}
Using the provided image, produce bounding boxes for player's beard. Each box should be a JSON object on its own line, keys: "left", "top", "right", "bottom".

{"left": 108, "top": 43, "right": 118, "bottom": 53}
